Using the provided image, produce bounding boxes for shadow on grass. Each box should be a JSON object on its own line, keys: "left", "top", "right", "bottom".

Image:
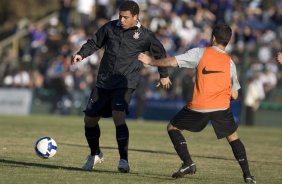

{"left": 61, "top": 143, "right": 234, "bottom": 161}
{"left": 0, "top": 159, "right": 174, "bottom": 181}
{"left": 60, "top": 143, "right": 282, "bottom": 165}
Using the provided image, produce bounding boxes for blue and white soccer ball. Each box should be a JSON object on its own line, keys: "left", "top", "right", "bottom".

{"left": 35, "top": 136, "right": 57, "bottom": 159}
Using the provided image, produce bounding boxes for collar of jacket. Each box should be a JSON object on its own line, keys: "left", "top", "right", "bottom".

{"left": 116, "top": 20, "right": 141, "bottom": 30}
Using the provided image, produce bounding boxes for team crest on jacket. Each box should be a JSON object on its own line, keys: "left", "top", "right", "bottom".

{"left": 133, "top": 31, "right": 140, "bottom": 39}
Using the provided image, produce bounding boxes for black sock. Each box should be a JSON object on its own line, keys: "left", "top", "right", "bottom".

{"left": 116, "top": 124, "right": 129, "bottom": 161}
{"left": 168, "top": 129, "right": 193, "bottom": 165}
{"left": 230, "top": 139, "right": 251, "bottom": 176}
{"left": 85, "top": 125, "right": 100, "bottom": 156}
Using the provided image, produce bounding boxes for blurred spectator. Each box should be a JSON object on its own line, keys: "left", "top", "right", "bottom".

{"left": 76, "top": 0, "right": 96, "bottom": 28}
{"left": 96, "top": 0, "right": 113, "bottom": 20}
{"left": 23, "top": 24, "right": 47, "bottom": 66}
{"left": 0, "top": 48, "right": 19, "bottom": 84}
{"left": 260, "top": 65, "right": 278, "bottom": 99}
{"left": 46, "top": 56, "right": 68, "bottom": 114}
{"left": 59, "top": 0, "right": 72, "bottom": 35}
{"left": 244, "top": 73, "right": 265, "bottom": 126}
{"left": 46, "top": 16, "right": 64, "bottom": 54}
{"left": 13, "top": 67, "right": 31, "bottom": 88}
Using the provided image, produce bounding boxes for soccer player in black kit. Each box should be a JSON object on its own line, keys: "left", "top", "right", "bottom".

{"left": 72, "top": 1, "right": 171, "bottom": 173}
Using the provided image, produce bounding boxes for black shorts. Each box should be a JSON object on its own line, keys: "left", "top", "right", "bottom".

{"left": 170, "top": 107, "right": 238, "bottom": 139}
{"left": 83, "top": 87, "right": 135, "bottom": 118}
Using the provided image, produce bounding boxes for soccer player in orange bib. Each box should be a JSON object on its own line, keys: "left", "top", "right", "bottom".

{"left": 138, "top": 24, "right": 256, "bottom": 184}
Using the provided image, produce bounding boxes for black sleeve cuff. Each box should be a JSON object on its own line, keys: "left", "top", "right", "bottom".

{"left": 158, "top": 67, "right": 169, "bottom": 78}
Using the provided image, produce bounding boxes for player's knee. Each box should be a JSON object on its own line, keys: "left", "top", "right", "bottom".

{"left": 226, "top": 131, "right": 239, "bottom": 142}
{"left": 112, "top": 111, "right": 126, "bottom": 126}
{"left": 84, "top": 116, "right": 99, "bottom": 127}
{"left": 167, "top": 123, "right": 177, "bottom": 131}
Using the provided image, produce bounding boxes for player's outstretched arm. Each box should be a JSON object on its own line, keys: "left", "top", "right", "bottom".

{"left": 138, "top": 53, "right": 178, "bottom": 67}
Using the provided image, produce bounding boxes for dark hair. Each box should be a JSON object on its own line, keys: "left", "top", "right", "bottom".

{"left": 212, "top": 24, "right": 232, "bottom": 46}
{"left": 119, "top": 1, "right": 140, "bottom": 15}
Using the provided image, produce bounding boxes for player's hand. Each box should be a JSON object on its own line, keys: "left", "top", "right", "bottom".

{"left": 71, "top": 54, "right": 82, "bottom": 65}
{"left": 157, "top": 77, "right": 172, "bottom": 89}
{"left": 231, "top": 90, "right": 239, "bottom": 100}
{"left": 277, "top": 52, "right": 282, "bottom": 65}
{"left": 138, "top": 53, "right": 154, "bottom": 65}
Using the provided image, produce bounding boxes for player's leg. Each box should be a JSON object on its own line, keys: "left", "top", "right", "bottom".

{"left": 112, "top": 88, "right": 134, "bottom": 173}
{"left": 168, "top": 107, "right": 208, "bottom": 178}
{"left": 81, "top": 87, "right": 110, "bottom": 170}
{"left": 167, "top": 123, "right": 196, "bottom": 178}
{"left": 113, "top": 110, "right": 130, "bottom": 173}
{"left": 167, "top": 124, "right": 194, "bottom": 167}
{"left": 82, "top": 116, "right": 104, "bottom": 170}
{"left": 211, "top": 109, "right": 256, "bottom": 183}
{"left": 84, "top": 116, "right": 101, "bottom": 156}
{"left": 227, "top": 132, "right": 256, "bottom": 184}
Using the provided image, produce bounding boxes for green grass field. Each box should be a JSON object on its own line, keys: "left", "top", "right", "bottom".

{"left": 0, "top": 115, "right": 281, "bottom": 184}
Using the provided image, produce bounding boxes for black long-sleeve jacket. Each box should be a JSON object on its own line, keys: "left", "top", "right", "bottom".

{"left": 77, "top": 20, "right": 169, "bottom": 89}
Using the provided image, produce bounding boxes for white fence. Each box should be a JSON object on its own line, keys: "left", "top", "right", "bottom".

{"left": 0, "top": 88, "right": 33, "bottom": 115}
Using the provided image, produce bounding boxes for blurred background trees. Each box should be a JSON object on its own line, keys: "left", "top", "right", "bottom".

{"left": 0, "top": 0, "right": 58, "bottom": 39}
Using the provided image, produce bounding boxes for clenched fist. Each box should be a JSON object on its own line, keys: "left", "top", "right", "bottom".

{"left": 71, "top": 54, "right": 83, "bottom": 65}
{"left": 138, "top": 53, "right": 154, "bottom": 65}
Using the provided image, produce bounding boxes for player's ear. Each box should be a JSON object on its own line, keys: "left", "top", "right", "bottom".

{"left": 212, "top": 36, "right": 216, "bottom": 43}
{"left": 210, "top": 35, "right": 216, "bottom": 45}
{"left": 134, "top": 14, "right": 139, "bottom": 21}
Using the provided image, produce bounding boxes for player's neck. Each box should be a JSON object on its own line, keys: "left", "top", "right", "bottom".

{"left": 212, "top": 43, "right": 226, "bottom": 51}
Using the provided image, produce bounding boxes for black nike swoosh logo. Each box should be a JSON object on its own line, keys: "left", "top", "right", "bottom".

{"left": 202, "top": 67, "right": 223, "bottom": 74}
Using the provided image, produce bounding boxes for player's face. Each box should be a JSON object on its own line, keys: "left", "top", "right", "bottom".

{"left": 119, "top": 10, "right": 138, "bottom": 30}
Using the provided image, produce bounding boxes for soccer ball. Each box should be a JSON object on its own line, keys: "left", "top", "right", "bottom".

{"left": 35, "top": 136, "right": 57, "bottom": 159}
